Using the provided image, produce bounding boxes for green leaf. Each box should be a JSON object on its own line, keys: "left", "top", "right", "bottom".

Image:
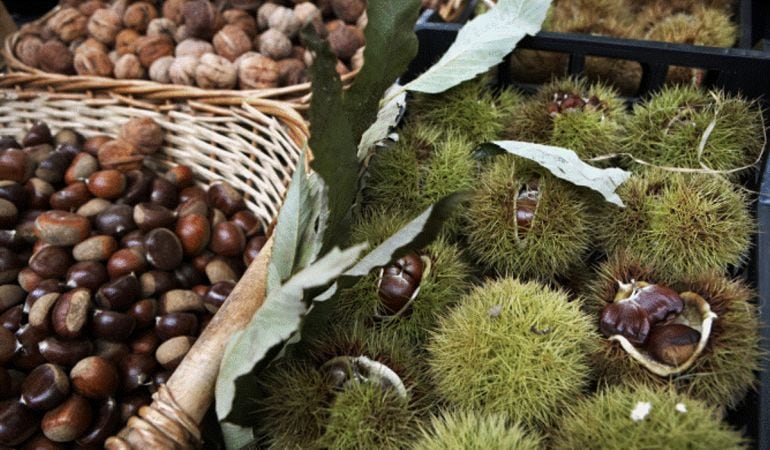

{"left": 306, "top": 0, "right": 422, "bottom": 253}
{"left": 404, "top": 0, "right": 551, "bottom": 94}
{"left": 266, "top": 150, "right": 327, "bottom": 291}
{"left": 296, "top": 192, "right": 471, "bottom": 342}
{"left": 489, "top": 140, "right": 631, "bottom": 206}
{"left": 215, "top": 244, "right": 367, "bottom": 434}
{"left": 358, "top": 85, "right": 407, "bottom": 161}
{"left": 344, "top": 0, "right": 420, "bottom": 140}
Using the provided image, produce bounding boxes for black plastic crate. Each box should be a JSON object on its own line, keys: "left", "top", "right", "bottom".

{"left": 403, "top": 8, "right": 770, "bottom": 450}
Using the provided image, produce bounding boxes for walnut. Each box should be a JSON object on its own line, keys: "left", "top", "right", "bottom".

{"left": 174, "top": 25, "right": 194, "bottom": 43}
{"left": 175, "top": 38, "right": 214, "bottom": 58}
{"left": 38, "top": 40, "right": 75, "bottom": 74}
{"left": 110, "top": 0, "right": 130, "bottom": 18}
{"left": 259, "top": 29, "right": 292, "bottom": 60}
{"left": 196, "top": 53, "right": 238, "bottom": 89}
{"left": 257, "top": 3, "right": 280, "bottom": 30}
{"left": 78, "top": 1, "right": 106, "bottom": 16}
{"left": 163, "top": 0, "right": 190, "bottom": 24}
{"left": 147, "top": 18, "right": 178, "bottom": 41}
{"left": 277, "top": 58, "right": 307, "bottom": 86}
{"left": 114, "top": 53, "right": 146, "bottom": 79}
{"left": 183, "top": 0, "right": 223, "bottom": 40}
{"left": 149, "top": 56, "right": 175, "bottom": 83}
{"left": 120, "top": 117, "right": 164, "bottom": 155}
{"left": 168, "top": 56, "right": 199, "bottom": 85}
{"left": 98, "top": 139, "right": 143, "bottom": 172}
{"left": 328, "top": 25, "right": 364, "bottom": 60}
{"left": 332, "top": 0, "right": 366, "bottom": 24}
{"left": 223, "top": 9, "right": 257, "bottom": 38}
{"left": 115, "top": 29, "right": 140, "bottom": 55}
{"left": 294, "top": 2, "right": 325, "bottom": 36}
{"left": 18, "top": 22, "right": 46, "bottom": 38}
{"left": 87, "top": 8, "right": 122, "bottom": 45}
{"left": 213, "top": 25, "right": 252, "bottom": 62}
{"left": 268, "top": 7, "right": 302, "bottom": 38}
{"left": 135, "top": 35, "right": 175, "bottom": 68}
{"left": 351, "top": 45, "right": 364, "bottom": 70}
{"left": 14, "top": 35, "right": 43, "bottom": 68}
{"left": 74, "top": 46, "right": 113, "bottom": 76}
{"left": 47, "top": 7, "right": 88, "bottom": 42}
{"left": 78, "top": 37, "right": 109, "bottom": 54}
{"left": 238, "top": 54, "right": 279, "bottom": 89}
{"left": 123, "top": 1, "right": 158, "bottom": 33}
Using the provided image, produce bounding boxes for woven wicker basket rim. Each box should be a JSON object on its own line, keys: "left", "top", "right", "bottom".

{"left": 1, "top": 4, "right": 360, "bottom": 107}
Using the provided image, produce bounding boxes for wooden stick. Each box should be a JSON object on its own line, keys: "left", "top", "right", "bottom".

{"left": 106, "top": 237, "right": 274, "bottom": 449}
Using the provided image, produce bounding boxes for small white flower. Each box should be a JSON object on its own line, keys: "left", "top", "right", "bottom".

{"left": 675, "top": 403, "right": 688, "bottom": 413}
{"left": 630, "top": 401, "right": 652, "bottom": 422}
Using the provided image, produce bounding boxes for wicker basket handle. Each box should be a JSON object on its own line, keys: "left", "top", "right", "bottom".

{"left": 106, "top": 237, "right": 275, "bottom": 449}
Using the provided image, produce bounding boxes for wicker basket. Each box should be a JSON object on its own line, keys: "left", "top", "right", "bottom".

{"left": 0, "top": 89, "right": 308, "bottom": 448}
{"left": 0, "top": 5, "right": 359, "bottom": 110}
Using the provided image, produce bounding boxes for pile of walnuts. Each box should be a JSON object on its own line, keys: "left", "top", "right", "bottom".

{"left": 14, "top": 0, "right": 367, "bottom": 90}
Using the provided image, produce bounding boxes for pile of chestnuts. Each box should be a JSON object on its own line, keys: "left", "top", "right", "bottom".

{"left": 0, "top": 119, "right": 266, "bottom": 447}
{"left": 15, "top": 0, "right": 367, "bottom": 90}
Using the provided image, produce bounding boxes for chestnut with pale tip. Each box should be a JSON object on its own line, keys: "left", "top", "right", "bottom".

{"left": 20, "top": 364, "right": 70, "bottom": 411}
{"left": 41, "top": 394, "right": 93, "bottom": 442}
{"left": 70, "top": 356, "right": 119, "bottom": 399}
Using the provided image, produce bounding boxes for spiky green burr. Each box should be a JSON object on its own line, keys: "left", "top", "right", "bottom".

{"left": 551, "top": 384, "right": 748, "bottom": 449}
{"left": 598, "top": 170, "right": 752, "bottom": 280}
{"left": 464, "top": 154, "right": 593, "bottom": 281}
{"left": 413, "top": 410, "right": 544, "bottom": 450}
{"left": 334, "top": 207, "right": 472, "bottom": 344}
{"left": 427, "top": 278, "right": 599, "bottom": 430}
{"left": 625, "top": 86, "right": 763, "bottom": 176}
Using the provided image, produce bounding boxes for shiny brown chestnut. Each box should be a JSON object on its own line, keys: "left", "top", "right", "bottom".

{"left": 51, "top": 288, "right": 91, "bottom": 339}
{"left": 49, "top": 181, "right": 92, "bottom": 211}
{"left": 75, "top": 397, "right": 120, "bottom": 447}
{"left": 120, "top": 229, "right": 146, "bottom": 249}
{"left": 94, "top": 340, "right": 130, "bottom": 366}
{"left": 106, "top": 247, "right": 148, "bottom": 279}
{"left": 174, "top": 263, "right": 205, "bottom": 289}
{"left": 130, "top": 329, "right": 160, "bottom": 355}
{"left": 119, "top": 169, "right": 154, "bottom": 205}
{"left": 128, "top": 298, "right": 158, "bottom": 329}
{"left": 70, "top": 356, "right": 119, "bottom": 399}
{"left": 41, "top": 394, "right": 93, "bottom": 443}
{"left": 64, "top": 152, "right": 99, "bottom": 185}
{"left": 0, "top": 180, "right": 27, "bottom": 209}
{"left": 0, "top": 284, "right": 24, "bottom": 312}
{"left": 645, "top": 323, "right": 701, "bottom": 366}
{"left": 29, "top": 246, "right": 73, "bottom": 280}
{"left": 178, "top": 185, "right": 206, "bottom": 204}
{"left": 145, "top": 228, "right": 183, "bottom": 271}
{"left": 35, "top": 151, "right": 71, "bottom": 184}
{"left": 210, "top": 221, "right": 245, "bottom": 257}
{"left": 203, "top": 281, "right": 235, "bottom": 313}
{"left": 155, "top": 312, "right": 198, "bottom": 340}
{"left": 83, "top": 135, "right": 111, "bottom": 157}
{"left": 119, "top": 353, "right": 158, "bottom": 391}
{"left": 27, "top": 292, "right": 60, "bottom": 332}
{"left": 0, "top": 327, "right": 16, "bottom": 366}
{"left": 87, "top": 169, "right": 126, "bottom": 199}
{"left": 378, "top": 252, "right": 424, "bottom": 315}
{"left": 242, "top": 235, "right": 266, "bottom": 267}
{"left": 0, "top": 399, "right": 39, "bottom": 446}
{"left": 21, "top": 433, "right": 65, "bottom": 449}
{"left": 18, "top": 267, "right": 45, "bottom": 293}
{"left": 175, "top": 213, "right": 211, "bottom": 257}
{"left": 96, "top": 274, "right": 141, "bottom": 310}
{"left": 91, "top": 310, "right": 136, "bottom": 341}
{"left": 175, "top": 197, "right": 208, "bottom": 217}
{"left": 0, "top": 305, "right": 23, "bottom": 332}
{"left": 22, "top": 122, "right": 53, "bottom": 147}
{"left": 38, "top": 336, "right": 94, "bottom": 367}
{"left": 0, "top": 136, "right": 20, "bottom": 151}
{"left": 54, "top": 128, "right": 83, "bottom": 147}
{"left": 205, "top": 257, "right": 240, "bottom": 284}
{"left": 231, "top": 210, "right": 261, "bottom": 237}
{"left": 0, "top": 148, "right": 35, "bottom": 183}
{"left": 25, "top": 178, "right": 54, "bottom": 211}
{"left": 149, "top": 177, "right": 178, "bottom": 209}
{"left": 94, "top": 204, "right": 136, "bottom": 237}
{"left": 0, "top": 198, "right": 18, "bottom": 229}
{"left": 133, "top": 202, "right": 176, "bottom": 231}
{"left": 66, "top": 261, "right": 109, "bottom": 291}
{"left": 20, "top": 364, "right": 70, "bottom": 411}
{"left": 13, "top": 325, "right": 48, "bottom": 370}
{"left": 34, "top": 210, "right": 91, "bottom": 246}
{"left": 206, "top": 181, "right": 245, "bottom": 216}
{"left": 25, "top": 279, "right": 64, "bottom": 308}
{"left": 119, "top": 392, "right": 150, "bottom": 423}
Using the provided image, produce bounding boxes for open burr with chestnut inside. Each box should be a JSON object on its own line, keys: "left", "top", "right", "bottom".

{"left": 14, "top": 0, "right": 368, "bottom": 90}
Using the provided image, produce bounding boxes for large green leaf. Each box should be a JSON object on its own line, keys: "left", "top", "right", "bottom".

{"left": 266, "top": 150, "right": 326, "bottom": 291}
{"left": 489, "top": 140, "right": 631, "bottom": 206}
{"left": 306, "top": 0, "right": 422, "bottom": 253}
{"left": 344, "top": 0, "right": 420, "bottom": 140}
{"left": 215, "top": 244, "right": 367, "bottom": 444}
{"left": 405, "top": 0, "right": 551, "bottom": 93}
